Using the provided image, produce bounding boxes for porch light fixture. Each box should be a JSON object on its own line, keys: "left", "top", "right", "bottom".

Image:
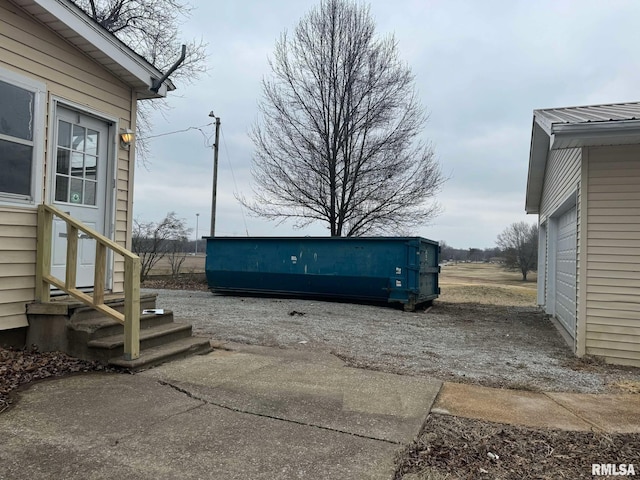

{"left": 120, "top": 128, "right": 134, "bottom": 149}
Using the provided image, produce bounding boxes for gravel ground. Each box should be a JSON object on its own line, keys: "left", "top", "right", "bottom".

{"left": 149, "top": 288, "right": 640, "bottom": 394}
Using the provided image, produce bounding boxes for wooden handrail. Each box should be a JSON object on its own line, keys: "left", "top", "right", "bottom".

{"left": 36, "top": 204, "right": 141, "bottom": 360}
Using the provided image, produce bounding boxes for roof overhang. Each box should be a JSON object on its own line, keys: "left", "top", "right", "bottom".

{"left": 9, "top": 0, "right": 175, "bottom": 99}
{"left": 525, "top": 110, "right": 640, "bottom": 215}
{"left": 525, "top": 120, "right": 550, "bottom": 214}
{"left": 550, "top": 119, "right": 640, "bottom": 149}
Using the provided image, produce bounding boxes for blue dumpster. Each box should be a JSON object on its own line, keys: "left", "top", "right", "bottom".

{"left": 205, "top": 236, "right": 440, "bottom": 311}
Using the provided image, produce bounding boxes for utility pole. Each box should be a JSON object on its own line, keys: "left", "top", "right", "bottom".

{"left": 195, "top": 213, "right": 199, "bottom": 254}
{"left": 209, "top": 112, "right": 220, "bottom": 237}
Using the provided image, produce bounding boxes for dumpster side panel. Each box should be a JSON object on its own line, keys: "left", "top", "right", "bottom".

{"left": 205, "top": 237, "right": 439, "bottom": 308}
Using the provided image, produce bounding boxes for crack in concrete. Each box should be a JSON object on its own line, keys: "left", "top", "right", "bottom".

{"left": 542, "top": 392, "right": 605, "bottom": 433}
{"left": 109, "top": 398, "right": 207, "bottom": 447}
{"left": 157, "top": 380, "right": 403, "bottom": 445}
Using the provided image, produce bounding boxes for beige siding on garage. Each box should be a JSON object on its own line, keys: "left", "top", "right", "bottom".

{"left": 585, "top": 145, "right": 640, "bottom": 366}
{"left": 0, "top": 0, "right": 136, "bottom": 330}
{"left": 539, "top": 148, "right": 582, "bottom": 222}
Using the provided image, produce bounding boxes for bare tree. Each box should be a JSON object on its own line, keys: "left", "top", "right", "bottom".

{"left": 131, "top": 212, "right": 191, "bottom": 281}
{"left": 496, "top": 222, "right": 539, "bottom": 281}
{"left": 71, "top": 0, "right": 208, "bottom": 161}
{"left": 166, "top": 236, "right": 189, "bottom": 278}
{"left": 244, "top": 0, "right": 444, "bottom": 236}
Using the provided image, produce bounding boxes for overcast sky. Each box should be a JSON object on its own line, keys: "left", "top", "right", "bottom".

{"left": 133, "top": 0, "right": 640, "bottom": 248}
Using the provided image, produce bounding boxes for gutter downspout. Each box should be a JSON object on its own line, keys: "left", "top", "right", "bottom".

{"left": 150, "top": 44, "right": 186, "bottom": 94}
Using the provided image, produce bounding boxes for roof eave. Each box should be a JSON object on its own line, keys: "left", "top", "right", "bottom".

{"left": 550, "top": 119, "right": 640, "bottom": 149}
{"left": 525, "top": 120, "right": 549, "bottom": 215}
{"left": 11, "top": 0, "right": 174, "bottom": 99}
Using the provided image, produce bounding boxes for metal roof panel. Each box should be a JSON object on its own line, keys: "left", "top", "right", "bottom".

{"left": 534, "top": 102, "right": 640, "bottom": 128}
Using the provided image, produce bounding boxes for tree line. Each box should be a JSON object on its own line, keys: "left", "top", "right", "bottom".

{"left": 442, "top": 222, "right": 539, "bottom": 281}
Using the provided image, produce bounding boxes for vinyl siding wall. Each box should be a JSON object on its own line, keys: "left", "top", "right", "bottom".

{"left": 584, "top": 145, "right": 640, "bottom": 367}
{"left": 539, "top": 148, "right": 582, "bottom": 223}
{"left": 0, "top": 0, "right": 135, "bottom": 331}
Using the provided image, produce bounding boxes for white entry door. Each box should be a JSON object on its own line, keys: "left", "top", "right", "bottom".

{"left": 50, "top": 106, "right": 111, "bottom": 289}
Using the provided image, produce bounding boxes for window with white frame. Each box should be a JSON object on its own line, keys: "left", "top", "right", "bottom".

{"left": 0, "top": 72, "right": 44, "bottom": 203}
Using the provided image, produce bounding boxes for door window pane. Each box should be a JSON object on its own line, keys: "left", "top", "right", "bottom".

{"left": 0, "top": 79, "right": 34, "bottom": 141}
{"left": 86, "top": 129, "right": 99, "bottom": 155}
{"left": 56, "top": 148, "right": 70, "bottom": 174}
{"left": 85, "top": 181, "right": 96, "bottom": 205}
{"left": 71, "top": 152, "right": 84, "bottom": 177}
{"left": 55, "top": 175, "right": 68, "bottom": 202}
{"left": 57, "top": 121, "right": 71, "bottom": 148}
{"left": 70, "top": 178, "right": 83, "bottom": 204}
{"left": 72, "top": 124, "right": 85, "bottom": 151}
{"left": 0, "top": 139, "right": 32, "bottom": 195}
{"left": 85, "top": 155, "right": 97, "bottom": 180}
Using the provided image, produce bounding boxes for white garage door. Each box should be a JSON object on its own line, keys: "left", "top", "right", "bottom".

{"left": 555, "top": 206, "right": 577, "bottom": 340}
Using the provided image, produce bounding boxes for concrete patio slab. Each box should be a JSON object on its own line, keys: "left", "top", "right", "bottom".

{"left": 432, "top": 382, "right": 595, "bottom": 431}
{"left": 546, "top": 392, "right": 640, "bottom": 433}
{"left": 0, "top": 344, "right": 443, "bottom": 480}
{"left": 141, "top": 344, "right": 443, "bottom": 444}
{"left": 0, "top": 373, "right": 399, "bottom": 480}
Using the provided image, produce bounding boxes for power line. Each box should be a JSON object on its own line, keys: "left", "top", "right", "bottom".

{"left": 220, "top": 126, "right": 250, "bottom": 236}
{"left": 139, "top": 122, "right": 215, "bottom": 148}
{"left": 139, "top": 120, "right": 250, "bottom": 236}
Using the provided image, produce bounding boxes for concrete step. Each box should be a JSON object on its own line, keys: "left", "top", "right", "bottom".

{"left": 108, "top": 337, "right": 212, "bottom": 371}
{"left": 87, "top": 322, "right": 194, "bottom": 361}
{"left": 71, "top": 311, "right": 175, "bottom": 340}
{"left": 27, "top": 293, "right": 157, "bottom": 317}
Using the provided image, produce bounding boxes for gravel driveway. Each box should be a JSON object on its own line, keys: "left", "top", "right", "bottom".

{"left": 149, "top": 288, "right": 640, "bottom": 394}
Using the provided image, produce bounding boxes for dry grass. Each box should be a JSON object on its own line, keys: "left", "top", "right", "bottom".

{"left": 148, "top": 254, "right": 206, "bottom": 276}
{"left": 439, "top": 263, "right": 537, "bottom": 307}
{"left": 610, "top": 380, "right": 640, "bottom": 394}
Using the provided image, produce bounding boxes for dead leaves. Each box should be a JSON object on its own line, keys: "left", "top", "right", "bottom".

{"left": 0, "top": 346, "right": 113, "bottom": 413}
{"left": 395, "top": 414, "right": 640, "bottom": 480}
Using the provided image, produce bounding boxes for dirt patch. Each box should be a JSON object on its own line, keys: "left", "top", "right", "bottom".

{"left": 142, "top": 273, "right": 209, "bottom": 292}
{"left": 395, "top": 414, "right": 640, "bottom": 480}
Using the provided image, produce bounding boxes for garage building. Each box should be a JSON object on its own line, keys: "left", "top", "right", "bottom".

{"left": 526, "top": 102, "right": 640, "bottom": 367}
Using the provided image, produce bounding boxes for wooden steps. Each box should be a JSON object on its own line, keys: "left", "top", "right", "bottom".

{"left": 26, "top": 294, "right": 212, "bottom": 371}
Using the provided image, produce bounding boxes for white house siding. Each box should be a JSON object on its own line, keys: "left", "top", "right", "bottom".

{"left": 585, "top": 145, "right": 640, "bottom": 367}
{"left": 0, "top": 0, "right": 136, "bottom": 330}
